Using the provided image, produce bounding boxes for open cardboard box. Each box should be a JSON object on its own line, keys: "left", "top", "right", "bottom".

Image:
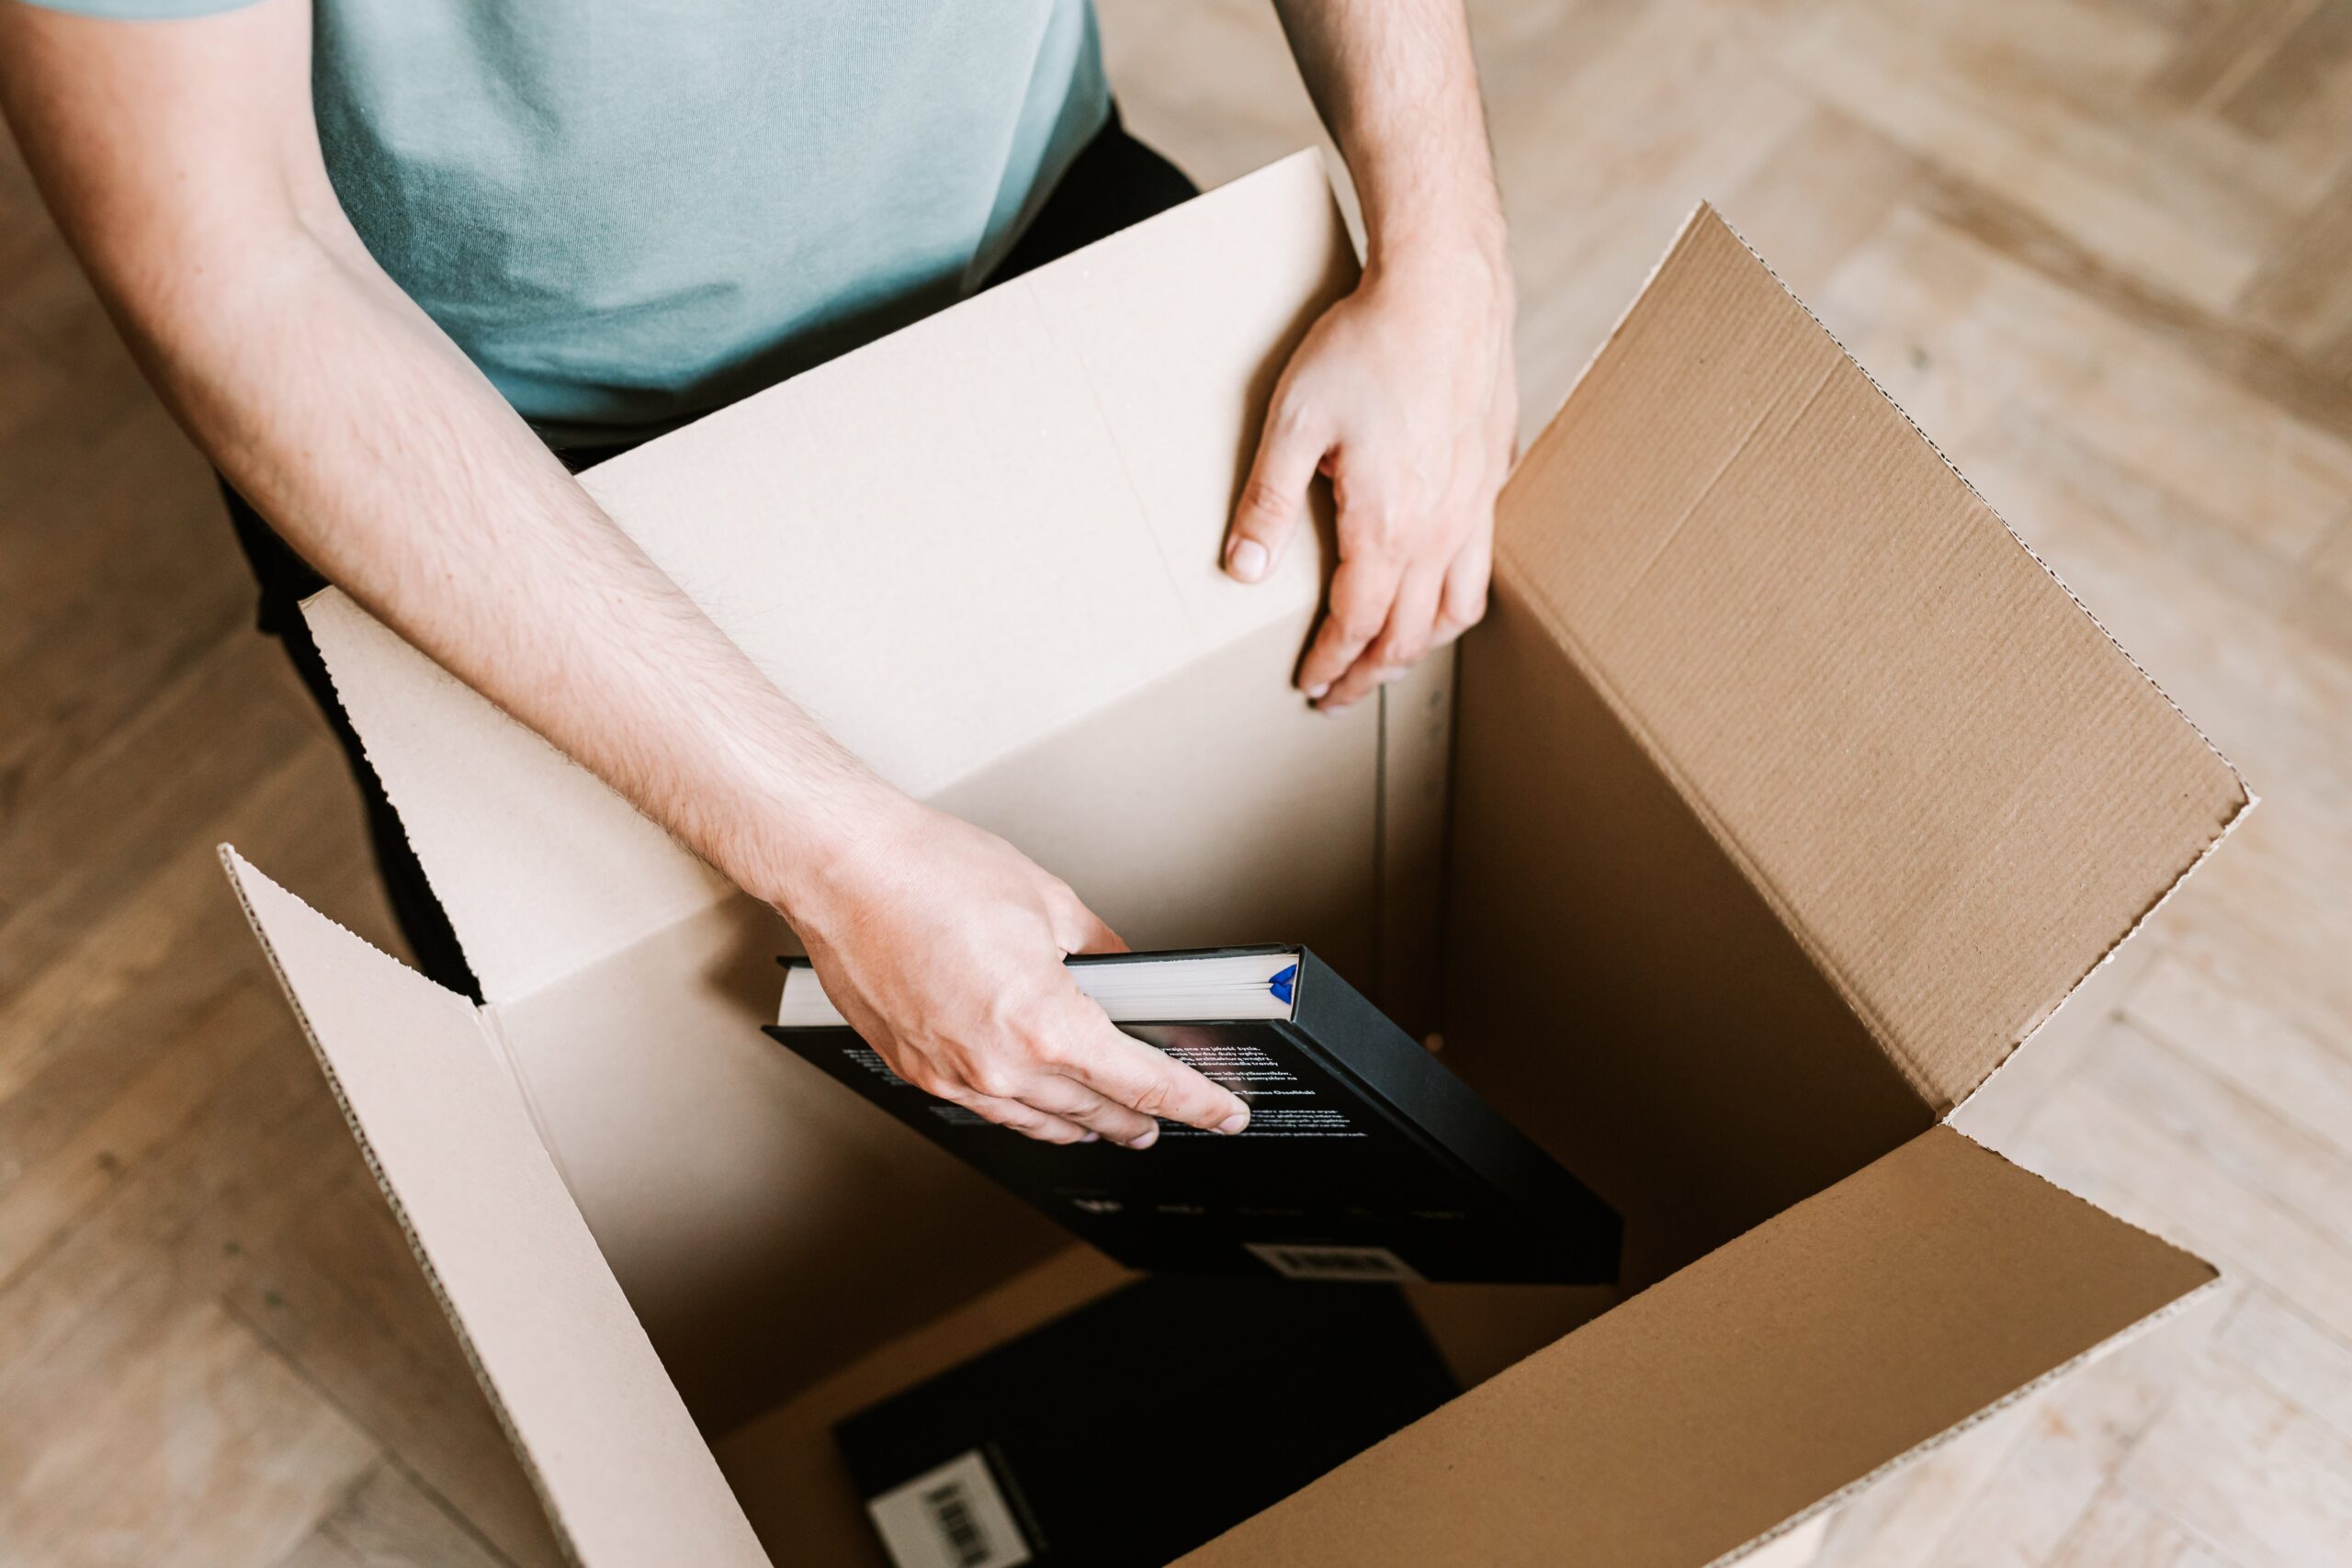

{"left": 222, "top": 152, "right": 2249, "bottom": 1567}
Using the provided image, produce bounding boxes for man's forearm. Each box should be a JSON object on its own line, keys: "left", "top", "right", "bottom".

{"left": 122, "top": 220, "right": 894, "bottom": 919}
{"left": 1272, "top": 0, "right": 1507, "bottom": 276}
{"left": 0, "top": 0, "right": 1255, "bottom": 1146}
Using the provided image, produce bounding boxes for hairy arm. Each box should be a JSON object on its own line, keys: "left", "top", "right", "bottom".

{"left": 1231, "top": 0, "right": 1516, "bottom": 709}
{"left": 0, "top": 0, "right": 1247, "bottom": 1146}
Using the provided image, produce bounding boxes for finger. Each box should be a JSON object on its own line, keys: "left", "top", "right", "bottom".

{"left": 842, "top": 1009, "right": 1095, "bottom": 1145}
{"left": 1225, "top": 388, "right": 1329, "bottom": 585}
{"left": 1021, "top": 1073, "right": 1161, "bottom": 1148}
{"left": 1431, "top": 527, "right": 1493, "bottom": 648}
{"left": 861, "top": 1032, "right": 1098, "bottom": 1145}
{"left": 1298, "top": 551, "right": 1405, "bottom": 702}
{"left": 1051, "top": 1010, "right": 1250, "bottom": 1134}
{"left": 1051, "top": 889, "right": 1130, "bottom": 956}
{"left": 1328, "top": 563, "right": 1446, "bottom": 708}
{"left": 955, "top": 1089, "right": 1100, "bottom": 1145}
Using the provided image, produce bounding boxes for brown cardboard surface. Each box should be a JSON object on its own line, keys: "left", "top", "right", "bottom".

{"left": 220, "top": 851, "right": 767, "bottom": 1567}
{"left": 1446, "top": 571, "right": 1934, "bottom": 1281}
{"left": 482, "top": 895, "right": 1066, "bottom": 1429}
{"left": 1396, "top": 1277, "right": 1616, "bottom": 1393}
{"left": 305, "top": 150, "right": 1357, "bottom": 1008}
{"left": 1374, "top": 645, "right": 1455, "bottom": 1036}
{"left": 1176, "top": 1126, "right": 2217, "bottom": 1568}
{"left": 301, "top": 588, "right": 732, "bottom": 1006}
{"left": 929, "top": 615, "right": 1385, "bottom": 977}
{"left": 1485, "top": 207, "right": 2247, "bottom": 1111}
{"left": 713, "top": 1245, "right": 1134, "bottom": 1564}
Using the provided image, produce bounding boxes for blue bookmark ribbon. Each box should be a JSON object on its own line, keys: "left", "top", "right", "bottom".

{"left": 1268, "top": 964, "right": 1298, "bottom": 1006}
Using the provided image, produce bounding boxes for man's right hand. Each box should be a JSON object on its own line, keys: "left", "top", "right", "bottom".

{"left": 785, "top": 797, "right": 1253, "bottom": 1147}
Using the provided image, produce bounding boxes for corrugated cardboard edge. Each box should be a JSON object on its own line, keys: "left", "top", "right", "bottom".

{"left": 1713, "top": 1281, "right": 2223, "bottom": 1567}
{"left": 1511, "top": 203, "right": 2254, "bottom": 1113}
{"left": 1703, "top": 204, "right": 2245, "bottom": 802}
{"left": 1696, "top": 204, "right": 2256, "bottom": 1116}
{"left": 216, "top": 844, "right": 589, "bottom": 1568}
{"left": 294, "top": 590, "right": 504, "bottom": 999}
{"left": 1962, "top": 778, "right": 2256, "bottom": 1118}
{"left": 284, "top": 604, "right": 597, "bottom": 1201}
{"left": 1702, "top": 1128, "right": 2224, "bottom": 1568}
{"left": 1487, "top": 523, "right": 1947, "bottom": 1109}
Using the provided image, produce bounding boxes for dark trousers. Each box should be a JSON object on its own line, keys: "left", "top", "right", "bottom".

{"left": 222, "top": 112, "right": 1197, "bottom": 999}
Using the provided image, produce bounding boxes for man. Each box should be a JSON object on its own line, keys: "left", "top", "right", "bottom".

{"left": 0, "top": 1, "right": 1516, "bottom": 1151}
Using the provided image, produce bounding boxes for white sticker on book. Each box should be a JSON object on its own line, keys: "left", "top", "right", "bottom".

{"left": 867, "top": 1449, "right": 1035, "bottom": 1568}
{"left": 1246, "top": 1242, "right": 1423, "bottom": 1281}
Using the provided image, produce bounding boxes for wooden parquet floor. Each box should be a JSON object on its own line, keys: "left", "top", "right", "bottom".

{"left": 3, "top": 3, "right": 2348, "bottom": 1563}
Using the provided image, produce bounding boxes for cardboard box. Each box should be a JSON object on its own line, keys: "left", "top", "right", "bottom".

{"left": 221, "top": 151, "right": 2249, "bottom": 1567}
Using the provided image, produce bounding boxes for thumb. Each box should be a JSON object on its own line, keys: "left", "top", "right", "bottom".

{"left": 1226, "top": 391, "right": 1327, "bottom": 584}
{"left": 1052, "top": 886, "right": 1130, "bottom": 956}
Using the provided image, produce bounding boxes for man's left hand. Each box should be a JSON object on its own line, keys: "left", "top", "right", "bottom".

{"left": 1221, "top": 241, "right": 1516, "bottom": 710}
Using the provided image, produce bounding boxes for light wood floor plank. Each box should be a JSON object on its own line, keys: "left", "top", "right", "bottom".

{"left": 2017, "top": 1072, "right": 2352, "bottom": 1343}
{"left": 224, "top": 1165, "right": 567, "bottom": 1568}
{"left": 2047, "top": 1480, "right": 2227, "bottom": 1568}
{"left": 2120, "top": 1354, "right": 2352, "bottom": 1568}
{"left": 2217, "top": 1284, "right": 2352, "bottom": 1446}
{"left": 2123, "top": 951, "right": 2352, "bottom": 1166}
{"left": 270, "top": 1461, "right": 514, "bottom": 1568}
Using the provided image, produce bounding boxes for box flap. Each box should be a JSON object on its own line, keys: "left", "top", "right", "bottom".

{"left": 1442, "top": 577, "right": 1934, "bottom": 1282}
{"left": 1178, "top": 1125, "right": 2216, "bottom": 1568}
{"left": 1487, "top": 208, "right": 2246, "bottom": 1111}
{"left": 220, "top": 848, "right": 768, "bottom": 1567}
{"left": 305, "top": 150, "right": 1356, "bottom": 1003}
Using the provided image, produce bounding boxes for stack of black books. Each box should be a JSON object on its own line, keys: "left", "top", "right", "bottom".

{"left": 768, "top": 943, "right": 1620, "bottom": 1568}
{"left": 836, "top": 1275, "right": 1459, "bottom": 1568}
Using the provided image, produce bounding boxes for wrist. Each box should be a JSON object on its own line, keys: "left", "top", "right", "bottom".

{"left": 1361, "top": 227, "right": 1515, "bottom": 329}
{"left": 1360, "top": 171, "right": 1509, "bottom": 281}
{"left": 735, "top": 773, "right": 929, "bottom": 934}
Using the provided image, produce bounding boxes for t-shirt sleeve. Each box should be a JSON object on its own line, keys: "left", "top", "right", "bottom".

{"left": 9, "top": 0, "right": 267, "bottom": 17}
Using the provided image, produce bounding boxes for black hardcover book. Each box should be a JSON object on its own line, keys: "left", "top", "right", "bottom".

{"left": 765, "top": 945, "right": 1620, "bottom": 1285}
{"left": 835, "top": 1275, "right": 1459, "bottom": 1568}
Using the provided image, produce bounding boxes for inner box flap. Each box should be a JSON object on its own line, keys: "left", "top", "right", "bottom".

{"left": 220, "top": 850, "right": 768, "bottom": 1567}
{"left": 1175, "top": 1125, "right": 2216, "bottom": 1568}
{"left": 1477, "top": 206, "right": 2246, "bottom": 1113}
{"left": 303, "top": 150, "right": 1358, "bottom": 1007}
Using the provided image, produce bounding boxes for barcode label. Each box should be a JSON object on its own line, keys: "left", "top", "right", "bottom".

{"left": 1246, "top": 1242, "right": 1422, "bottom": 1281}
{"left": 866, "top": 1450, "right": 1034, "bottom": 1568}
{"left": 925, "top": 1483, "right": 990, "bottom": 1567}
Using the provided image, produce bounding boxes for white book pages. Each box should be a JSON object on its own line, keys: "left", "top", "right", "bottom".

{"left": 775, "top": 949, "right": 1303, "bottom": 1028}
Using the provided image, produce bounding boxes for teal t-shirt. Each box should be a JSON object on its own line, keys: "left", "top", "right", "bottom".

{"left": 35, "top": 0, "right": 1110, "bottom": 441}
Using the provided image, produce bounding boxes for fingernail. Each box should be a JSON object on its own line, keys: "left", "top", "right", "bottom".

{"left": 1080, "top": 1132, "right": 1101, "bottom": 1143}
{"left": 1304, "top": 682, "right": 1330, "bottom": 701}
{"left": 1216, "top": 1110, "right": 1250, "bottom": 1135}
{"left": 1227, "top": 538, "right": 1270, "bottom": 582}
{"left": 1126, "top": 1127, "right": 1159, "bottom": 1150}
